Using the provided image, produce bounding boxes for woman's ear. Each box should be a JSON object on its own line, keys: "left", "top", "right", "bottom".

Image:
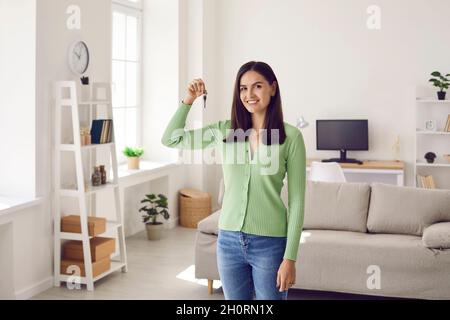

{"left": 271, "top": 81, "right": 277, "bottom": 97}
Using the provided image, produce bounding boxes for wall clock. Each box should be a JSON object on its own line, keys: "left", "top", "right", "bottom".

{"left": 68, "top": 40, "right": 90, "bottom": 75}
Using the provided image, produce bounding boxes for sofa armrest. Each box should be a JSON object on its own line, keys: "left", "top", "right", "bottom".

{"left": 422, "top": 222, "right": 450, "bottom": 249}
{"left": 197, "top": 210, "right": 220, "bottom": 235}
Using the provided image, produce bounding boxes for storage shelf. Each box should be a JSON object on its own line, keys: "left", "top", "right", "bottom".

{"left": 60, "top": 182, "right": 119, "bottom": 197}
{"left": 58, "top": 261, "right": 126, "bottom": 284}
{"left": 416, "top": 98, "right": 450, "bottom": 103}
{"left": 416, "top": 130, "right": 450, "bottom": 135}
{"left": 54, "top": 81, "right": 127, "bottom": 291}
{"left": 59, "top": 221, "right": 122, "bottom": 240}
{"left": 416, "top": 162, "right": 450, "bottom": 167}
{"left": 93, "top": 261, "right": 126, "bottom": 281}
{"left": 86, "top": 182, "right": 119, "bottom": 194}
{"left": 60, "top": 143, "right": 115, "bottom": 151}
{"left": 414, "top": 95, "right": 450, "bottom": 189}
{"left": 60, "top": 232, "right": 83, "bottom": 241}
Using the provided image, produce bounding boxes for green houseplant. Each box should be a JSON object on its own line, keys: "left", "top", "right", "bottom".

{"left": 429, "top": 71, "right": 450, "bottom": 100}
{"left": 122, "top": 146, "right": 144, "bottom": 170}
{"left": 139, "top": 193, "right": 169, "bottom": 240}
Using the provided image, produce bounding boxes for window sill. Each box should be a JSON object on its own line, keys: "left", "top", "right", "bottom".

{"left": 117, "top": 160, "right": 180, "bottom": 182}
{"left": 0, "top": 196, "right": 44, "bottom": 218}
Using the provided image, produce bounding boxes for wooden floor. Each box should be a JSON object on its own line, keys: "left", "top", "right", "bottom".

{"left": 34, "top": 227, "right": 224, "bottom": 300}
{"left": 33, "top": 226, "right": 397, "bottom": 300}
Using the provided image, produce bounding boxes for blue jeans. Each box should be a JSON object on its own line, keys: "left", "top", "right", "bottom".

{"left": 217, "top": 229, "right": 289, "bottom": 300}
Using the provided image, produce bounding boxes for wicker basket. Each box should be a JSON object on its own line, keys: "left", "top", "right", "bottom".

{"left": 179, "top": 188, "right": 212, "bottom": 228}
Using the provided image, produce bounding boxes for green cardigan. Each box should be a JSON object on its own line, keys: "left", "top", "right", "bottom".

{"left": 161, "top": 102, "right": 306, "bottom": 261}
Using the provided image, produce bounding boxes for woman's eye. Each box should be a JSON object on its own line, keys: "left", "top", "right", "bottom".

{"left": 240, "top": 88, "right": 246, "bottom": 91}
{"left": 256, "top": 85, "right": 262, "bottom": 89}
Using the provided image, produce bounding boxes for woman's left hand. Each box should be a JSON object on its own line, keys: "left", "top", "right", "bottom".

{"left": 277, "top": 259, "right": 296, "bottom": 292}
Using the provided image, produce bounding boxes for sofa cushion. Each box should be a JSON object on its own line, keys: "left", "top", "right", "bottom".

{"left": 367, "top": 184, "right": 450, "bottom": 236}
{"left": 296, "top": 229, "right": 450, "bottom": 299}
{"left": 303, "top": 181, "right": 371, "bottom": 233}
{"left": 197, "top": 210, "right": 220, "bottom": 235}
{"left": 422, "top": 222, "right": 450, "bottom": 249}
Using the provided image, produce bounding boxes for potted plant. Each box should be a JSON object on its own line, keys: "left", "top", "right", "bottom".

{"left": 139, "top": 193, "right": 169, "bottom": 240}
{"left": 123, "top": 146, "right": 144, "bottom": 170}
{"left": 429, "top": 71, "right": 450, "bottom": 100}
{"left": 424, "top": 152, "right": 437, "bottom": 164}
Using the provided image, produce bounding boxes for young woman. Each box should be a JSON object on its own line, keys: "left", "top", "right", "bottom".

{"left": 161, "top": 61, "right": 306, "bottom": 300}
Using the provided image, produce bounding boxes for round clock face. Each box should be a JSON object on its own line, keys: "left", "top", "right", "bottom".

{"left": 69, "top": 41, "right": 89, "bottom": 75}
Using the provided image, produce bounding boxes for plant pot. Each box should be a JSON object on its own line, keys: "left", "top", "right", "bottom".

{"left": 145, "top": 223, "right": 164, "bottom": 240}
{"left": 127, "top": 157, "right": 140, "bottom": 170}
{"left": 437, "top": 91, "right": 446, "bottom": 100}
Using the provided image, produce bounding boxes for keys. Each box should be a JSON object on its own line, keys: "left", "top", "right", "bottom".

{"left": 203, "top": 90, "right": 207, "bottom": 109}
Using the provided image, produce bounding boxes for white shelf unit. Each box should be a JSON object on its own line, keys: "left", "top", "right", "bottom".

{"left": 414, "top": 98, "right": 450, "bottom": 189}
{"left": 53, "top": 81, "right": 127, "bottom": 291}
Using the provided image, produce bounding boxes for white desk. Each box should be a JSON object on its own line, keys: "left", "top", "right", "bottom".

{"left": 307, "top": 159, "right": 405, "bottom": 186}
{"left": 116, "top": 161, "right": 179, "bottom": 236}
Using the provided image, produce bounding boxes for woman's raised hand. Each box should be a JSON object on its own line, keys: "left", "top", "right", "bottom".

{"left": 183, "top": 78, "right": 207, "bottom": 105}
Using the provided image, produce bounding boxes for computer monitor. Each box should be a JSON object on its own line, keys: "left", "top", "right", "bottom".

{"left": 316, "top": 120, "right": 368, "bottom": 165}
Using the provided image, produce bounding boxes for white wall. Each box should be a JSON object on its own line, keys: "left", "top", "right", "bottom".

{"left": 0, "top": 203, "right": 51, "bottom": 300}
{"left": 0, "top": 222, "right": 14, "bottom": 299}
{"left": 0, "top": 0, "right": 36, "bottom": 197}
{"left": 142, "top": 0, "right": 221, "bottom": 208}
{"left": 151, "top": 0, "right": 450, "bottom": 206}
{"left": 4, "top": 0, "right": 450, "bottom": 299}
{"left": 1, "top": 0, "right": 192, "bottom": 298}
{"left": 0, "top": 0, "right": 112, "bottom": 299}
{"left": 142, "top": 0, "right": 180, "bottom": 165}
{"left": 209, "top": 0, "right": 450, "bottom": 187}
{"left": 33, "top": 0, "right": 111, "bottom": 298}
{"left": 36, "top": 0, "right": 112, "bottom": 198}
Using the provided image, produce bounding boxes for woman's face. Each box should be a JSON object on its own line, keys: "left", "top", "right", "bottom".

{"left": 239, "top": 70, "right": 277, "bottom": 114}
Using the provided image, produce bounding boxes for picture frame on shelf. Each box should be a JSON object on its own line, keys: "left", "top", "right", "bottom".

{"left": 425, "top": 120, "right": 437, "bottom": 132}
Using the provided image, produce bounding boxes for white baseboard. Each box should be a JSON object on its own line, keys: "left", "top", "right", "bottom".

{"left": 15, "top": 276, "right": 53, "bottom": 300}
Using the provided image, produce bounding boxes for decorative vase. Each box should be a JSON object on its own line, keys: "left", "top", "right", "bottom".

{"left": 127, "top": 157, "right": 140, "bottom": 170}
{"left": 99, "top": 165, "right": 107, "bottom": 184}
{"left": 91, "top": 166, "right": 101, "bottom": 186}
{"left": 145, "top": 223, "right": 164, "bottom": 240}
{"left": 437, "top": 91, "right": 446, "bottom": 100}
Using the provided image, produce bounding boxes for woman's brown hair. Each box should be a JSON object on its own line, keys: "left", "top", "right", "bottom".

{"left": 223, "top": 61, "right": 286, "bottom": 145}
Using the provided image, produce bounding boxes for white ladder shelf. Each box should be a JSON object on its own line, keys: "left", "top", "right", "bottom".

{"left": 53, "top": 81, "right": 128, "bottom": 291}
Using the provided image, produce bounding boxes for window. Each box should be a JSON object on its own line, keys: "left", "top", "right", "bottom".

{"left": 112, "top": 0, "right": 142, "bottom": 163}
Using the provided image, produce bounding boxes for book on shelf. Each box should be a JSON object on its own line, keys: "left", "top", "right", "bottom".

{"left": 100, "top": 120, "right": 109, "bottom": 144}
{"left": 91, "top": 119, "right": 113, "bottom": 144}
{"left": 444, "top": 114, "right": 450, "bottom": 132}
{"left": 416, "top": 174, "right": 436, "bottom": 189}
{"left": 108, "top": 120, "right": 113, "bottom": 142}
{"left": 105, "top": 120, "right": 112, "bottom": 143}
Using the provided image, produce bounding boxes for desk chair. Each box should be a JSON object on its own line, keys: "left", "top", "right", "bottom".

{"left": 309, "top": 161, "right": 346, "bottom": 183}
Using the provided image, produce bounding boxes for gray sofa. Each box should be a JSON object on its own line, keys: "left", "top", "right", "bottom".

{"left": 195, "top": 181, "right": 450, "bottom": 299}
